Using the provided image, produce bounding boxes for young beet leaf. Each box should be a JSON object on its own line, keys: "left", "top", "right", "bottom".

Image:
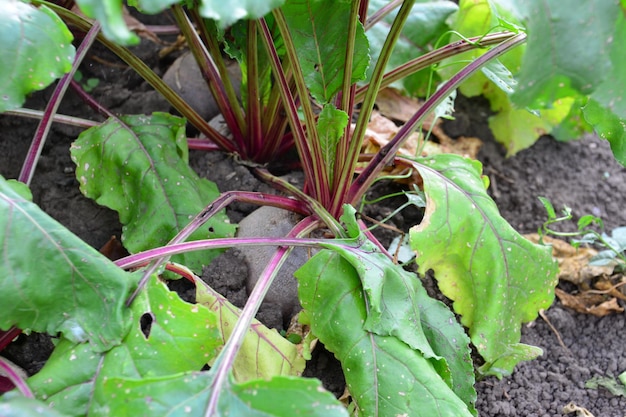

{"left": 71, "top": 113, "right": 236, "bottom": 274}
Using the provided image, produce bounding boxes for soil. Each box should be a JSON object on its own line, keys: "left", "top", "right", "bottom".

{"left": 2, "top": 26, "right": 626, "bottom": 417}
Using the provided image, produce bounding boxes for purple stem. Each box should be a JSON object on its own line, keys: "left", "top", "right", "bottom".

{"left": 348, "top": 32, "right": 527, "bottom": 203}
{"left": 0, "top": 327, "right": 22, "bottom": 352}
{"left": 0, "top": 357, "right": 32, "bottom": 398}
{"left": 125, "top": 191, "right": 309, "bottom": 305}
{"left": 205, "top": 216, "right": 320, "bottom": 416}
{"left": 69, "top": 79, "right": 116, "bottom": 119}
{"left": 115, "top": 236, "right": 355, "bottom": 270}
{"left": 18, "top": 22, "right": 101, "bottom": 185}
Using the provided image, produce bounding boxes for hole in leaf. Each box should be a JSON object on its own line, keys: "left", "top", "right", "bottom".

{"left": 208, "top": 226, "right": 215, "bottom": 233}
{"left": 140, "top": 312, "right": 155, "bottom": 339}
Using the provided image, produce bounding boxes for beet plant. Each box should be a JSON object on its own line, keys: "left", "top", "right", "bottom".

{"left": 1, "top": 0, "right": 624, "bottom": 416}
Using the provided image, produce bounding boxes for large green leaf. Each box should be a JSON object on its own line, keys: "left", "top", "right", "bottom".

{"left": 366, "top": 0, "right": 457, "bottom": 96}
{"left": 96, "top": 372, "right": 347, "bottom": 417}
{"left": 0, "top": 1, "right": 75, "bottom": 112}
{"left": 282, "top": 0, "right": 370, "bottom": 104}
{"left": 195, "top": 277, "right": 305, "bottom": 382}
{"left": 296, "top": 249, "right": 474, "bottom": 416}
{"left": 512, "top": 0, "right": 619, "bottom": 108}
{"left": 0, "top": 176, "right": 134, "bottom": 352}
{"left": 409, "top": 154, "right": 558, "bottom": 377}
{"left": 321, "top": 207, "right": 477, "bottom": 413}
{"left": 199, "top": 0, "right": 285, "bottom": 29}
{"left": 71, "top": 113, "right": 236, "bottom": 274}
{"left": 28, "top": 276, "right": 221, "bottom": 416}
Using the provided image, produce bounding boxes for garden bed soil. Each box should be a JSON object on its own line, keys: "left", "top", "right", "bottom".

{"left": 2, "top": 32, "right": 626, "bottom": 417}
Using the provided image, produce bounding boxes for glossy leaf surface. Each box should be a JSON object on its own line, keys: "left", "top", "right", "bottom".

{"left": 71, "top": 113, "right": 236, "bottom": 274}
{"left": 0, "top": 176, "right": 134, "bottom": 352}
{"left": 0, "top": 1, "right": 75, "bottom": 112}
{"left": 409, "top": 154, "right": 558, "bottom": 377}
{"left": 282, "top": 0, "right": 369, "bottom": 104}
{"left": 28, "top": 276, "right": 220, "bottom": 416}
{"left": 296, "top": 249, "right": 474, "bottom": 416}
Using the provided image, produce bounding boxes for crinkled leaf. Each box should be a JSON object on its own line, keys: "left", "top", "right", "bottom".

{"left": 28, "top": 276, "right": 220, "bottom": 416}
{"left": 0, "top": 176, "right": 134, "bottom": 352}
{"left": 95, "top": 276, "right": 221, "bottom": 380}
{"left": 325, "top": 206, "right": 476, "bottom": 412}
{"left": 296, "top": 250, "right": 474, "bottom": 416}
{"left": 199, "top": 0, "right": 285, "bottom": 29}
{"left": 583, "top": 99, "right": 626, "bottom": 167}
{"left": 282, "top": 0, "right": 369, "bottom": 104}
{"left": 317, "top": 104, "right": 349, "bottom": 185}
{"left": 71, "top": 113, "right": 236, "bottom": 274}
{"left": 75, "top": 0, "right": 138, "bottom": 45}
{"left": 409, "top": 154, "right": 559, "bottom": 377}
{"left": 0, "top": 394, "right": 71, "bottom": 417}
{"left": 366, "top": 0, "right": 457, "bottom": 96}
{"left": 98, "top": 372, "right": 346, "bottom": 417}
{"left": 512, "top": 0, "right": 619, "bottom": 108}
{"left": 0, "top": 1, "right": 75, "bottom": 112}
{"left": 195, "top": 278, "right": 305, "bottom": 381}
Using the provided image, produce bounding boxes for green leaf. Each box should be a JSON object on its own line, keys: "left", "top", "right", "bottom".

{"left": 296, "top": 250, "right": 474, "bottom": 416}
{"left": 366, "top": 0, "right": 457, "bottom": 96}
{"left": 0, "top": 175, "right": 135, "bottom": 352}
{"left": 71, "top": 113, "right": 236, "bottom": 274}
{"left": 130, "top": 0, "right": 180, "bottom": 15}
{"left": 27, "top": 339, "right": 102, "bottom": 416}
{"left": 512, "top": 0, "right": 619, "bottom": 108}
{"left": 199, "top": 0, "right": 286, "bottom": 29}
{"left": 0, "top": 1, "right": 75, "bottom": 112}
{"left": 589, "top": 7, "right": 626, "bottom": 120}
{"left": 583, "top": 99, "right": 626, "bottom": 167}
{"left": 28, "top": 276, "right": 221, "bottom": 416}
{"left": 282, "top": 0, "right": 370, "bottom": 104}
{"left": 408, "top": 154, "right": 558, "bottom": 377}
{"left": 195, "top": 278, "right": 305, "bottom": 381}
{"left": 75, "top": 0, "right": 138, "bottom": 45}
{"left": 488, "top": 88, "right": 576, "bottom": 155}
{"left": 317, "top": 104, "right": 349, "bottom": 185}
{"left": 98, "top": 372, "right": 347, "bottom": 417}
{"left": 0, "top": 395, "right": 71, "bottom": 417}
{"left": 5, "top": 179, "right": 32, "bottom": 201}
{"left": 96, "top": 276, "right": 221, "bottom": 380}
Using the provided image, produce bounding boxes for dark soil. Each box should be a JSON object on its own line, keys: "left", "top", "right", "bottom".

{"left": 2, "top": 29, "right": 626, "bottom": 417}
